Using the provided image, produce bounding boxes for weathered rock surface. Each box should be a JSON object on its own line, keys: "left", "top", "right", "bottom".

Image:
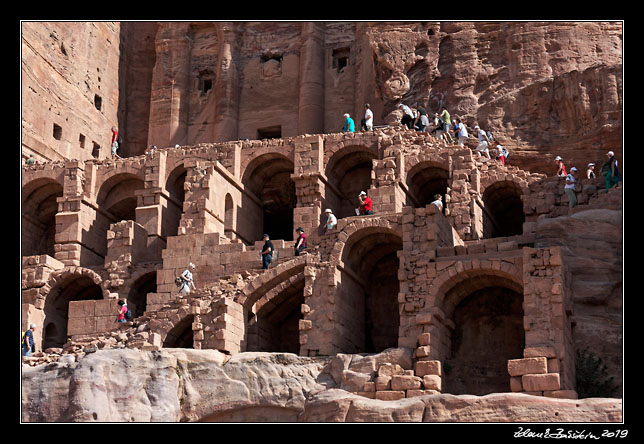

{"left": 300, "top": 389, "right": 622, "bottom": 423}
{"left": 535, "top": 209, "right": 622, "bottom": 392}
{"left": 21, "top": 348, "right": 621, "bottom": 423}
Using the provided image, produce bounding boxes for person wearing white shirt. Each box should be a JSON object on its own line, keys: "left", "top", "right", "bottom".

{"left": 455, "top": 119, "right": 468, "bottom": 146}
{"left": 474, "top": 125, "right": 491, "bottom": 158}
{"left": 323, "top": 208, "right": 337, "bottom": 234}
{"left": 363, "top": 104, "right": 374, "bottom": 131}
{"left": 430, "top": 194, "right": 443, "bottom": 212}
{"left": 178, "top": 263, "right": 196, "bottom": 297}
{"left": 564, "top": 167, "right": 578, "bottom": 208}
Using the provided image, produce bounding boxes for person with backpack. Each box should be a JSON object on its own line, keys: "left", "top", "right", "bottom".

{"left": 177, "top": 263, "right": 196, "bottom": 297}
{"left": 22, "top": 324, "right": 36, "bottom": 357}
{"left": 117, "top": 300, "right": 130, "bottom": 323}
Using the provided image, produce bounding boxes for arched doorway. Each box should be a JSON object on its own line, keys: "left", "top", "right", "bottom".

{"left": 339, "top": 227, "right": 402, "bottom": 353}
{"left": 325, "top": 147, "right": 377, "bottom": 219}
{"left": 242, "top": 153, "right": 296, "bottom": 241}
{"left": 441, "top": 275, "right": 524, "bottom": 395}
{"left": 163, "top": 315, "right": 194, "bottom": 348}
{"left": 246, "top": 277, "right": 304, "bottom": 354}
{"left": 22, "top": 179, "right": 63, "bottom": 257}
{"left": 482, "top": 181, "right": 525, "bottom": 238}
{"left": 164, "top": 165, "right": 187, "bottom": 237}
{"left": 43, "top": 273, "right": 103, "bottom": 349}
{"left": 126, "top": 271, "right": 157, "bottom": 318}
{"left": 405, "top": 162, "right": 449, "bottom": 209}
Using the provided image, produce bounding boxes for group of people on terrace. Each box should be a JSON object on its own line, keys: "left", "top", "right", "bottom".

{"left": 554, "top": 151, "right": 621, "bottom": 208}
{"left": 342, "top": 103, "right": 510, "bottom": 167}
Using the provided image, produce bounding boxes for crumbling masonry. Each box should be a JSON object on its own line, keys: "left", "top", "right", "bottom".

{"left": 22, "top": 127, "right": 622, "bottom": 399}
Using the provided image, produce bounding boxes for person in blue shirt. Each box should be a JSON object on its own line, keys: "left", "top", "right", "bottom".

{"left": 22, "top": 324, "right": 36, "bottom": 357}
{"left": 343, "top": 113, "right": 355, "bottom": 132}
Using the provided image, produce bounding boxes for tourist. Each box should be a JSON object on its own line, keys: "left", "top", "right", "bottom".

{"left": 474, "top": 125, "right": 491, "bottom": 159}
{"left": 178, "top": 263, "right": 196, "bottom": 297}
{"left": 116, "top": 300, "right": 128, "bottom": 323}
{"left": 564, "top": 167, "right": 578, "bottom": 208}
{"left": 496, "top": 144, "right": 509, "bottom": 166}
{"left": 294, "top": 227, "right": 307, "bottom": 256}
{"left": 25, "top": 154, "right": 36, "bottom": 165}
{"left": 399, "top": 103, "right": 414, "bottom": 129}
{"left": 432, "top": 113, "right": 444, "bottom": 140}
{"left": 555, "top": 156, "right": 567, "bottom": 177}
{"left": 343, "top": 113, "right": 355, "bottom": 133}
{"left": 22, "top": 324, "right": 36, "bottom": 357}
{"left": 440, "top": 107, "right": 454, "bottom": 143}
{"left": 362, "top": 104, "right": 374, "bottom": 131}
{"left": 261, "top": 234, "right": 274, "bottom": 271}
{"left": 323, "top": 208, "right": 337, "bottom": 234}
{"left": 358, "top": 191, "right": 374, "bottom": 215}
{"left": 586, "top": 163, "right": 596, "bottom": 179}
{"left": 455, "top": 118, "right": 468, "bottom": 146}
{"left": 415, "top": 106, "right": 429, "bottom": 132}
{"left": 145, "top": 145, "right": 157, "bottom": 155}
{"left": 430, "top": 194, "right": 443, "bottom": 212}
{"left": 601, "top": 151, "right": 621, "bottom": 192}
{"left": 111, "top": 126, "right": 121, "bottom": 160}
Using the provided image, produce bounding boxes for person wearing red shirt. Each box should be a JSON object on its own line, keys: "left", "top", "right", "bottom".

{"left": 358, "top": 191, "right": 373, "bottom": 215}
{"left": 294, "top": 227, "right": 307, "bottom": 256}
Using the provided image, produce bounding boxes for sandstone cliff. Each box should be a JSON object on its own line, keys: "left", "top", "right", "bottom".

{"left": 21, "top": 348, "right": 621, "bottom": 423}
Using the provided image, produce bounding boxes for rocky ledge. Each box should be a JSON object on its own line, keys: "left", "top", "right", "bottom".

{"left": 21, "top": 348, "right": 621, "bottom": 423}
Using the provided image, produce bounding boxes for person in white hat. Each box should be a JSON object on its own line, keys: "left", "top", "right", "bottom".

{"left": 178, "top": 262, "right": 196, "bottom": 298}
{"left": 555, "top": 156, "right": 567, "bottom": 177}
{"left": 586, "top": 163, "right": 596, "bottom": 179}
{"left": 358, "top": 191, "right": 373, "bottom": 215}
{"left": 323, "top": 208, "right": 337, "bottom": 234}
{"left": 564, "top": 167, "right": 578, "bottom": 208}
{"left": 602, "top": 151, "right": 621, "bottom": 192}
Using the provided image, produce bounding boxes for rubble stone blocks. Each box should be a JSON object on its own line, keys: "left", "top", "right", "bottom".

{"left": 522, "top": 373, "right": 561, "bottom": 392}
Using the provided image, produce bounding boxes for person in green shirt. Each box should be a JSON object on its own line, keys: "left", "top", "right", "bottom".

{"left": 440, "top": 107, "right": 454, "bottom": 143}
{"left": 343, "top": 113, "right": 355, "bottom": 132}
{"left": 25, "top": 154, "right": 36, "bottom": 165}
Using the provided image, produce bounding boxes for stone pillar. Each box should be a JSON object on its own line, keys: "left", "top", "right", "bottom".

{"left": 298, "top": 22, "right": 325, "bottom": 135}
{"left": 178, "top": 161, "right": 224, "bottom": 235}
{"left": 292, "top": 135, "right": 325, "bottom": 244}
{"left": 148, "top": 23, "right": 192, "bottom": 148}
{"left": 213, "top": 22, "right": 242, "bottom": 142}
{"left": 509, "top": 246, "right": 577, "bottom": 398}
{"left": 135, "top": 150, "right": 169, "bottom": 260}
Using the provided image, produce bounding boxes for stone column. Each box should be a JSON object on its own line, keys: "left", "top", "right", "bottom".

{"left": 148, "top": 23, "right": 192, "bottom": 149}
{"left": 298, "top": 22, "right": 325, "bottom": 135}
{"left": 213, "top": 22, "right": 242, "bottom": 142}
{"left": 292, "top": 135, "right": 325, "bottom": 244}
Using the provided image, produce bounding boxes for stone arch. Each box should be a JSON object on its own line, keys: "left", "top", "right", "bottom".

{"left": 163, "top": 313, "right": 195, "bottom": 348}
{"left": 404, "top": 158, "right": 450, "bottom": 209}
{"left": 241, "top": 152, "right": 296, "bottom": 241}
{"left": 481, "top": 180, "right": 526, "bottom": 238}
{"left": 332, "top": 220, "right": 403, "bottom": 353}
{"left": 125, "top": 268, "right": 158, "bottom": 318}
{"left": 22, "top": 177, "right": 63, "bottom": 257}
{"left": 96, "top": 172, "right": 146, "bottom": 222}
{"left": 237, "top": 256, "right": 312, "bottom": 354}
{"left": 246, "top": 272, "right": 306, "bottom": 354}
{"left": 324, "top": 145, "right": 378, "bottom": 219}
{"left": 427, "top": 262, "right": 524, "bottom": 396}
{"left": 40, "top": 267, "right": 107, "bottom": 349}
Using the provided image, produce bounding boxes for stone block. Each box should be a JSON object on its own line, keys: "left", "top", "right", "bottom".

{"left": 543, "top": 390, "right": 578, "bottom": 399}
{"left": 377, "top": 363, "right": 404, "bottom": 377}
{"left": 510, "top": 376, "right": 523, "bottom": 392}
{"left": 374, "top": 376, "right": 392, "bottom": 391}
{"left": 391, "top": 375, "right": 422, "bottom": 391}
{"left": 422, "top": 374, "right": 442, "bottom": 391}
{"left": 522, "top": 373, "right": 561, "bottom": 392}
{"left": 507, "top": 357, "right": 548, "bottom": 376}
{"left": 375, "top": 391, "right": 405, "bottom": 401}
{"left": 523, "top": 346, "right": 557, "bottom": 359}
{"left": 415, "top": 360, "right": 441, "bottom": 377}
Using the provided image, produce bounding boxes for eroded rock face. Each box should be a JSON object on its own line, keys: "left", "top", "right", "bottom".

{"left": 21, "top": 348, "right": 622, "bottom": 423}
